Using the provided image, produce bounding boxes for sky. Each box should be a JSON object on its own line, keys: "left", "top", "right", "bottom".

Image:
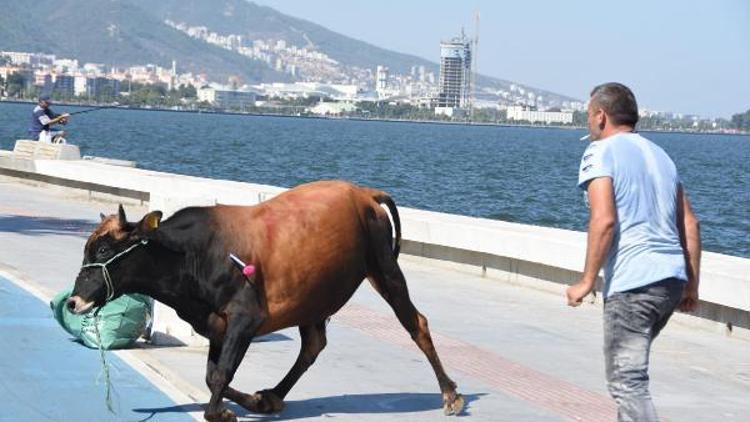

{"left": 254, "top": 0, "right": 749, "bottom": 118}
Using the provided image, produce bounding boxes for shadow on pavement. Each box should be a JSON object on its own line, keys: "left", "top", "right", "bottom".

{"left": 134, "top": 392, "right": 485, "bottom": 420}
{"left": 0, "top": 214, "right": 95, "bottom": 237}
{"left": 132, "top": 403, "right": 204, "bottom": 422}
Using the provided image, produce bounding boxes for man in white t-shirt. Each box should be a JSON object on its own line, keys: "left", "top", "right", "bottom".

{"left": 566, "top": 83, "right": 701, "bottom": 421}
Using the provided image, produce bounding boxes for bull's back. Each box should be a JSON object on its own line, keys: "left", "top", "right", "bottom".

{"left": 215, "top": 181, "right": 375, "bottom": 332}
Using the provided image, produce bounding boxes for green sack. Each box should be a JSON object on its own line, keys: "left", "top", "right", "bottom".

{"left": 50, "top": 286, "right": 152, "bottom": 350}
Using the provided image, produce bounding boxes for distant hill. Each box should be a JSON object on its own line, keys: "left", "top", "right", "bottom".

{"left": 133, "top": 1, "right": 549, "bottom": 94}
{"left": 0, "top": 0, "right": 577, "bottom": 103}
{"left": 0, "top": 0, "right": 287, "bottom": 83}
{"left": 132, "top": 0, "right": 437, "bottom": 75}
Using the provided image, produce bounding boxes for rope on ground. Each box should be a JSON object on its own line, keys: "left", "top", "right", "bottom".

{"left": 93, "top": 313, "right": 116, "bottom": 414}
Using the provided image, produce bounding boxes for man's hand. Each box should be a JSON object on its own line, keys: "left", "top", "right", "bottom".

{"left": 51, "top": 113, "right": 70, "bottom": 125}
{"left": 676, "top": 186, "right": 701, "bottom": 313}
{"left": 566, "top": 279, "right": 595, "bottom": 307}
{"left": 678, "top": 280, "right": 699, "bottom": 312}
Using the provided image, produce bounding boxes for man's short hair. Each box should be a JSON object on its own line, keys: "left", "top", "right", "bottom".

{"left": 590, "top": 83, "right": 639, "bottom": 127}
{"left": 38, "top": 94, "right": 51, "bottom": 102}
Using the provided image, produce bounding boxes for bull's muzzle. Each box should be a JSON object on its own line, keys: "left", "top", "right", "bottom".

{"left": 66, "top": 296, "right": 94, "bottom": 315}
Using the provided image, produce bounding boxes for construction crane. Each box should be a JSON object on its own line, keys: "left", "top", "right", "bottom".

{"left": 471, "top": 11, "right": 480, "bottom": 121}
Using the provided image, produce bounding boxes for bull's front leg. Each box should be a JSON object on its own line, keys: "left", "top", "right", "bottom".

{"left": 204, "top": 286, "right": 265, "bottom": 422}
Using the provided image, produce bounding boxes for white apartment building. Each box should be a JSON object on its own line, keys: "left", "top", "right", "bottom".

{"left": 198, "top": 86, "right": 257, "bottom": 109}
{"left": 506, "top": 106, "right": 573, "bottom": 124}
{"left": 376, "top": 65, "right": 389, "bottom": 98}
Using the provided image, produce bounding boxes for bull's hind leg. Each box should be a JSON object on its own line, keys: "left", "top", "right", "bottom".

{"left": 367, "top": 217, "right": 465, "bottom": 415}
{"left": 225, "top": 321, "right": 328, "bottom": 414}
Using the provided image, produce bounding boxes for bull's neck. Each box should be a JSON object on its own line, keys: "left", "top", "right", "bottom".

{"left": 138, "top": 274, "right": 187, "bottom": 311}
{"left": 130, "top": 249, "right": 215, "bottom": 333}
{"left": 138, "top": 246, "right": 217, "bottom": 320}
{"left": 126, "top": 244, "right": 189, "bottom": 309}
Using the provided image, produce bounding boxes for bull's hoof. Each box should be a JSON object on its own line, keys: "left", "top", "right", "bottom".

{"left": 442, "top": 392, "right": 465, "bottom": 416}
{"left": 250, "top": 389, "right": 285, "bottom": 414}
{"left": 230, "top": 392, "right": 257, "bottom": 412}
{"left": 204, "top": 408, "right": 237, "bottom": 422}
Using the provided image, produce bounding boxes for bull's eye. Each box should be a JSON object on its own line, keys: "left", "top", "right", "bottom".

{"left": 97, "top": 245, "right": 108, "bottom": 256}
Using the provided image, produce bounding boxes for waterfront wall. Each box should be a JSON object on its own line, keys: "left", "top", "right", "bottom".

{"left": 1, "top": 153, "right": 748, "bottom": 344}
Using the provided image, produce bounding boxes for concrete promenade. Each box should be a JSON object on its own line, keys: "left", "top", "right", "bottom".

{"left": 1, "top": 176, "right": 748, "bottom": 421}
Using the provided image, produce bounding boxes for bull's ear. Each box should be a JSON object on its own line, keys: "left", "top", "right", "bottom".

{"left": 136, "top": 211, "right": 163, "bottom": 234}
{"left": 100, "top": 212, "right": 106, "bottom": 221}
{"left": 117, "top": 204, "right": 127, "bottom": 227}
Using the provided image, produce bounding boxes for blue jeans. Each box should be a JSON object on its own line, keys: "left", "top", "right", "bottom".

{"left": 603, "top": 278, "right": 685, "bottom": 422}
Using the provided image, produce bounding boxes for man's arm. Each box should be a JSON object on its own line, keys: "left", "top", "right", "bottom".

{"left": 566, "top": 177, "right": 616, "bottom": 306}
{"left": 39, "top": 111, "right": 69, "bottom": 127}
{"left": 49, "top": 113, "right": 70, "bottom": 125}
{"left": 676, "top": 184, "right": 701, "bottom": 312}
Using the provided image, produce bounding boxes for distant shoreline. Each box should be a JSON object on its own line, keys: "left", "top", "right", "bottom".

{"left": 2, "top": 99, "right": 747, "bottom": 137}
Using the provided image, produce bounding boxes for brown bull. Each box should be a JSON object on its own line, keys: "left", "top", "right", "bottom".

{"left": 68, "top": 181, "right": 464, "bottom": 421}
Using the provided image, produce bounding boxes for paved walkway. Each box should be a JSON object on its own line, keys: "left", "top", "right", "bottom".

{"left": 1, "top": 176, "right": 748, "bottom": 421}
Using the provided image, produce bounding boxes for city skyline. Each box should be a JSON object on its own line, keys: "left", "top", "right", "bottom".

{"left": 255, "top": 0, "right": 750, "bottom": 118}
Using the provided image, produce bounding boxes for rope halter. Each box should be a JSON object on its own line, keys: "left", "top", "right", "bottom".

{"left": 80, "top": 239, "right": 149, "bottom": 303}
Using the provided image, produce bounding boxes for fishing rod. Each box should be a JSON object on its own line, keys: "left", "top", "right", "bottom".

{"left": 67, "top": 104, "right": 119, "bottom": 116}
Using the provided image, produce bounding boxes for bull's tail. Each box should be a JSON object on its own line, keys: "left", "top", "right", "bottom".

{"left": 371, "top": 191, "right": 401, "bottom": 259}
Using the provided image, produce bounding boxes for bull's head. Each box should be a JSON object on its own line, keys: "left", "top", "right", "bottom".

{"left": 67, "top": 205, "right": 162, "bottom": 314}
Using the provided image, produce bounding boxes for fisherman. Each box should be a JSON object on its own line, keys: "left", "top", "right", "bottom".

{"left": 29, "top": 94, "right": 70, "bottom": 143}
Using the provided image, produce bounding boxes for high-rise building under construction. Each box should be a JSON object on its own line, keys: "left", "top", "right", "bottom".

{"left": 436, "top": 31, "right": 472, "bottom": 110}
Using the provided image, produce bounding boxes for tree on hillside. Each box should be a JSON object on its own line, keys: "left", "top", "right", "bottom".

{"left": 121, "top": 83, "right": 169, "bottom": 106}
{"left": 572, "top": 110, "right": 587, "bottom": 127}
{"left": 97, "top": 84, "right": 117, "bottom": 102}
{"left": 277, "top": 95, "right": 325, "bottom": 107}
{"left": 175, "top": 84, "right": 196, "bottom": 99}
{"left": 472, "top": 108, "right": 503, "bottom": 123}
{"left": 731, "top": 110, "right": 750, "bottom": 131}
{"left": 6, "top": 73, "right": 28, "bottom": 98}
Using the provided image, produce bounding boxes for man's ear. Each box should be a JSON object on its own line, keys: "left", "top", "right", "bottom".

{"left": 597, "top": 109, "right": 607, "bottom": 130}
{"left": 136, "top": 211, "right": 163, "bottom": 235}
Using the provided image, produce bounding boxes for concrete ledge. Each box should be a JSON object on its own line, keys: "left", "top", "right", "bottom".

{"left": 0, "top": 166, "right": 149, "bottom": 202}
{"left": 1, "top": 156, "right": 748, "bottom": 343}
{"left": 401, "top": 239, "right": 584, "bottom": 288}
{"left": 401, "top": 239, "right": 750, "bottom": 337}
{"left": 13, "top": 140, "right": 81, "bottom": 160}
